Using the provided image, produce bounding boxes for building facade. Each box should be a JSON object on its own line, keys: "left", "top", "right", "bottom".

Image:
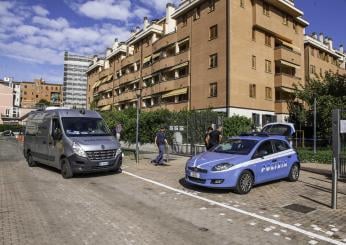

{"left": 304, "top": 33, "right": 346, "bottom": 82}
{"left": 0, "top": 83, "right": 13, "bottom": 124}
{"left": 63, "top": 51, "right": 92, "bottom": 108}
{"left": 20, "top": 79, "right": 62, "bottom": 108}
{"left": 86, "top": 0, "right": 344, "bottom": 126}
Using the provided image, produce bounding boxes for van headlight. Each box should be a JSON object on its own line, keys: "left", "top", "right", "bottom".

{"left": 212, "top": 163, "right": 234, "bottom": 171}
{"left": 72, "top": 142, "right": 87, "bottom": 158}
{"left": 116, "top": 148, "right": 122, "bottom": 156}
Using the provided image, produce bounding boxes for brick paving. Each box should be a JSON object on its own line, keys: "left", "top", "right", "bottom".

{"left": 0, "top": 137, "right": 345, "bottom": 245}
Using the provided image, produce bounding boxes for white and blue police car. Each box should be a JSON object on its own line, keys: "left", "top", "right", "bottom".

{"left": 185, "top": 134, "right": 300, "bottom": 194}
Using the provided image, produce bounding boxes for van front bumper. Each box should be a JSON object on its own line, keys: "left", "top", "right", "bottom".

{"left": 68, "top": 154, "right": 122, "bottom": 173}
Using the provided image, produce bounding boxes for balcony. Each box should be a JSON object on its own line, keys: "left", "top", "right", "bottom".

{"left": 97, "top": 97, "right": 113, "bottom": 107}
{"left": 117, "top": 90, "right": 137, "bottom": 102}
{"left": 142, "top": 66, "right": 152, "bottom": 77}
{"left": 274, "top": 73, "right": 301, "bottom": 88}
{"left": 160, "top": 76, "right": 189, "bottom": 93}
{"left": 152, "top": 55, "right": 176, "bottom": 73}
{"left": 98, "top": 81, "right": 113, "bottom": 93}
{"left": 274, "top": 46, "right": 301, "bottom": 66}
{"left": 142, "top": 83, "right": 161, "bottom": 97}
{"left": 121, "top": 55, "right": 135, "bottom": 67}
{"left": 275, "top": 101, "right": 289, "bottom": 114}
{"left": 175, "top": 51, "right": 189, "bottom": 64}
{"left": 119, "top": 71, "right": 140, "bottom": 85}
{"left": 152, "top": 32, "right": 177, "bottom": 52}
{"left": 99, "top": 68, "right": 111, "bottom": 78}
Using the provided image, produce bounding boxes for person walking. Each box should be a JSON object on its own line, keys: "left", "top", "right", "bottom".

{"left": 207, "top": 126, "right": 223, "bottom": 150}
{"left": 204, "top": 126, "right": 213, "bottom": 151}
{"left": 115, "top": 123, "right": 123, "bottom": 141}
{"left": 152, "top": 126, "right": 168, "bottom": 166}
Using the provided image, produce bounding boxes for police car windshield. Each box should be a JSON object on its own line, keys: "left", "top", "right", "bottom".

{"left": 213, "top": 139, "right": 258, "bottom": 155}
{"left": 61, "top": 117, "right": 111, "bottom": 137}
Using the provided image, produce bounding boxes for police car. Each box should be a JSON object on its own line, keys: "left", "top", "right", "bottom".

{"left": 185, "top": 134, "right": 300, "bottom": 194}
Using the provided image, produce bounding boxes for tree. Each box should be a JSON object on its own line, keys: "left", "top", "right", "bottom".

{"left": 35, "top": 99, "right": 51, "bottom": 107}
{"left": 288, "top": 72, "right": 346, "bottom": 139}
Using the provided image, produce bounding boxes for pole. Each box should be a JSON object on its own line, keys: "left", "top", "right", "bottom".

{"left": 313, "top": 97, "right": 317, "bottom": 154}
{"left": 135, "top": 98, "right": 140, "bottom": 164}
{"left": 331, "top": 109, "right": 340, "bottom": 209}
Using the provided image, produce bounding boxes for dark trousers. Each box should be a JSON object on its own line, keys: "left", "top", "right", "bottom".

{"left": 155, "top": 144, "right": 165, "bottom": 164}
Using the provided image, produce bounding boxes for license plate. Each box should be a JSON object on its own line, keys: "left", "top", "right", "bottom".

{"left": 98, "top": 162, "right": 109, "bottom": 166}
{"left": 189, "top": 171, "right": 200, "bottom": 178}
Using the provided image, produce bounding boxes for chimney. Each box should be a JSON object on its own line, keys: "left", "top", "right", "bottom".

{"left": 106, "top": 48, "right": 112, "bottom": 57}
{"left": 143, "top": 16, "right": 149, "bottom": 30}
{"left": 136, "top": 26, "right": 140, "bottom": 33}
{"left": 328, "top": 38, "right": 333, "bottom": 50}
{"left": 165, "top": 3, "right": 176, "bottom": 34}
{"left": 319, "top": 33, "right": 324, "bottom": 43}
{"left": 93, "top": 55, "right": 98, "bottom": 63}
{"left": 340, "top": 45, "right": 344, "bottom": 53}
{"left": 112, "top": 38, "right": 119, "bottom": 50}
{"left": 312, "top": 32, "right": 318, "bottom": 39}
{"left": 324, "top": 36, "right": 329, "bottom": 45}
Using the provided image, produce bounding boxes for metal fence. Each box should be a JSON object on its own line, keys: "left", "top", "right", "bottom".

{"left": 339, "top": 110, "right": 346, "bottom": 179}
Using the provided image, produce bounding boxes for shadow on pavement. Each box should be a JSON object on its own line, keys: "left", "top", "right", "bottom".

{"left": 299, "top": 195, "right": 331, "bottom": 208}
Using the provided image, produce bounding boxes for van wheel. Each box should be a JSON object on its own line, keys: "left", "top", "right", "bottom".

{"left": 235, "top": 170, "right": 253, "bottom": 195}
{"left": 288, "top": 163, "right": 300, "bottom": 182}
{"left": 27, "top": 153, "right": 37, "bottom": 167}
{"left": 61, "top": 158, "right": 73, "bottom": 179}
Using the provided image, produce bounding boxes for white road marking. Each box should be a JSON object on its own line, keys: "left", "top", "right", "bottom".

{"left": 264, "top": 227, "right": 272, "bottom": 232}
{"left": 219, "top": 213, "right": 225, "bottom": 216}
{"left": 309, "top": 240, "right": 319, "bottom": 245}
{"left": 200, "top": 207, "right": 207, "bottom": 210}
{"left": 123, "top": 171, "right": 346, "bottom": 245}
{"left": 280, "top": 229, "right": 287, "bottom": 233}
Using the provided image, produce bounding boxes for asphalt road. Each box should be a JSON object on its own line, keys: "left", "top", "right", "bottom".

{"left": 0, "top": 137, "right": 344, "bottom": 245}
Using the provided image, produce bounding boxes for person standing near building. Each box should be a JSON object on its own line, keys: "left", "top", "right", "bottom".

{"left": 208, "top": 126, "right": 223, "bottom": 150}
{"left": 152, "top": 126, "right": 168, "bottom": 166}
{"left": 115, "top": 123, "right": 122, "bottom": 141}
{"left": 204, "top": 126, "right": 213, "bottom": 150}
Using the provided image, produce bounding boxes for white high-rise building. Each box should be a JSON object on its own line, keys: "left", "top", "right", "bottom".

{"left": 63, "top": 52, "right": 92, "bottom": 108}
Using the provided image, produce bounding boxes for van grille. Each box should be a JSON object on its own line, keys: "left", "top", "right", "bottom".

{"left": 86, "top": 149, "right": 117, "bottom": 160}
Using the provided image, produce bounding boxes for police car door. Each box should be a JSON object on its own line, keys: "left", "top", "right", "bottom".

{"left": 252, "top": 140, "right": 276, "bottom": 184}
{"left": 272, "top": 140, "right": 291, "bottom": 178}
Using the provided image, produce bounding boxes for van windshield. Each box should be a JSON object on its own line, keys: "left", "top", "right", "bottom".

{"left": 61, "top": 117, "right": 111, "bottom": 137}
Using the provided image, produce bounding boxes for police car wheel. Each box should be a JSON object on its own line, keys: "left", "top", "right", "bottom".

{"left": 61, "top": 158, "right": 73, "bottom": 179}
{"left": 27, "top": 153, "right": 37, "bottom": 167}
{"left": 288, "top": 163, "right": 299, "bottom": 182}
{"left": 236, "top": 170, "right": 253, "bottom": 194}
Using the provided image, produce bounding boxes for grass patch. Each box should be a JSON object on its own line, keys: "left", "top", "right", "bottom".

{"left": 296, "top": 148, "right": 332, "bottom": 164}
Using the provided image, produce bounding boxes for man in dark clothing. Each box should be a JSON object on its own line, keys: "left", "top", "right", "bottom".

{"left": 207, "top": 126, "right": 223, "bottom": 150}
{"left": 204, "top": 126, "right": 213, "bottom": 150}
{"left": 152, "top": 127, "right": 168, "bottom": 165}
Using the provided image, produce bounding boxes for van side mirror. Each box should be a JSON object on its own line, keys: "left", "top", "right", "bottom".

{"left": 53, "top": 128, "right": 62, "bottom": 141}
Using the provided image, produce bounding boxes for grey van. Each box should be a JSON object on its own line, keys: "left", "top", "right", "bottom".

{"left": 23, "top": 108, "right": 122, "bottom": 178}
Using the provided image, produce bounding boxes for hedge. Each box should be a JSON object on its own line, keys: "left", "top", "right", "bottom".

{"left": 0, "top": 124, "right": 25, "bottom": 132}
{"left": 296, "top": 148, "right": 332, "bottom": 164}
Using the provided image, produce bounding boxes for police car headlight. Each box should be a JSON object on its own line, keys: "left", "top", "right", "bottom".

{"left": 72, "top": 142, "right": 87, "bottom": 158}
{"left": 212, "top": 163, "right": 234, "bottom": 171}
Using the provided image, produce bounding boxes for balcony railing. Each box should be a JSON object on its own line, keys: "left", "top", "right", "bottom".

{"left": 274, "top": 46, "right": 301, "bottom": 66}
{"left": 274, "top": 73, "right": 301, "bottom": 88}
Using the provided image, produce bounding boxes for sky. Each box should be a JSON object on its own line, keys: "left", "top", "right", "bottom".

{"left": 0, "top": 0, "right": 345, "bottom": 84}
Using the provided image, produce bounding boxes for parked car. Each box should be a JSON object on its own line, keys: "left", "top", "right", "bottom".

{"left": 185, "top": 134, "right": 300, "bottom": 194}
{"left": 23, "top": 109, "right": 122, "bottom": 178}
{"left": 1, "top": 130, "right": 14, "bottom": 136}
{"left": 261, "top": 122, "right": 295, "bottom": 137}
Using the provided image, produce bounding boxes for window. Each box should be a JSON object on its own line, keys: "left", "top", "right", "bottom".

{"left": 249, "top": 84, "right": 256, "bottom": 98}
{"left": 310, "top": 65, "right": 316, "bottom": 74}
{"left": 263, "top": 2, "right": 270, "bottom": 16}
{"left": 265, "top": 60, "right": 272, "bottom": 73}
{"left": 209, "top": 53, "right": 218, "bottom": 68}
{"left": 193, "top": 7, "right": 200, "bottom": 20}
{"left": 209, "top": 0, "right": 215, "bottom": 12}
{"left": 254, "top": 141, "right": 274, "bottom": 158}
{"left": 240, "top": 0, "right": 244, "bottom": 7}
{"left": 273, "top": 140, "right": 290, "bottom": 152}
{"left": 265, "top": 87, "right": 272, "bottom": 100}
{"left": 252, "top": 55, "right": 256, "bottom": 69}
{"left": 282, "top": 14, "right": 288, "bottom": 25}
{"left": 209, "top": 25, "right": 218, "bottom": 40}
{"left": 265, "top": 33, "right": 271, "bottom": 46}
{"left": 24, "top": 91, "right": 27, "bottom": 95}
{"left": 209, "top": 82, "right": 217, "bottom": 97}
{"left": 252, "top": 113, "right": 260, "bottom": 127}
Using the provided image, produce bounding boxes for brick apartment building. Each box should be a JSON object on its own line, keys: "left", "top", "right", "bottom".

{"left": 86, "top": 0, "right": 346, "bottom": 126}
{"left": 20, "top": 79, "right": 62, "bottom": 108}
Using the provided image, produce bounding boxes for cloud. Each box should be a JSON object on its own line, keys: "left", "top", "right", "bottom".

{"left": 16, "top": 25, "right": 40, "bottom": 37}
{"left": 77, "top": 0, "right": 132, "bottom": 21}
{"left": 32, "top": 16, "right": 69, "bottom": 30}
{"left": 32, "top": 5, "right": 49, "bottom": 16}
{"left": 138, "top": 0, "right": 180, "bottom": 12}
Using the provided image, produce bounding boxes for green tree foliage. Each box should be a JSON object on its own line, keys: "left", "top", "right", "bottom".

{"left": 288, "top": 73, "right": 346, "bottom": 139}
{"left": 223, "top": 115, "right": 252, "bottom": 137}
{"left": 36, "top": 99, "right": 51, "bottom": 106}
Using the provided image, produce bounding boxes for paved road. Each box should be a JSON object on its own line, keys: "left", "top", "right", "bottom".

{"left": 0, "top": 137, "right": 345, "bottom": 245}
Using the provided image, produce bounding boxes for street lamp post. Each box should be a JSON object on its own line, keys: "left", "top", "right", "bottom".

{"left": 135, "top": 89, "right": 141, "bottom": 164}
